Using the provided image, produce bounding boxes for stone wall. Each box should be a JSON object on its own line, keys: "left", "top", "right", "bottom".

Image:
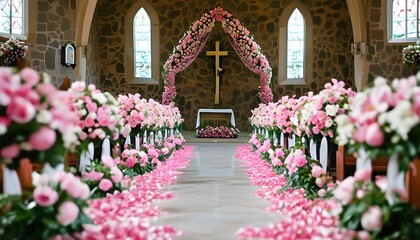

{"left": 366, "top": 0, "right": 416, "bottom": 84}
{"left": 92, "top": 0, "right": 354, "bottom": 131}
{"left": 28, "top": 0, "right": 76, "bottom": 87}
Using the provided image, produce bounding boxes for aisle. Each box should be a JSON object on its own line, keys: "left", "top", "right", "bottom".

{"left": 154, "top": 143, "right": 279, "bottom": 239}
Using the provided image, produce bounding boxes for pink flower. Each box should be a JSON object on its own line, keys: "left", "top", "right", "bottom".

{"left": 311, "top": 164, "right": 325, "bottom": 178}
{"left": 110, "top": 167, "right": 123, "bottom": 183}
{"left": 315, "top": 177, "right": 325, "bottom": 187}
{"left": 101, "top": 156, "right": 116, "bottom": 168}
{"left": 375, "top": 176, "right": 387, "bottom": 192}
{"left": 275, "top": 148, "right": 284, "bottom": 157}
{"left": 56, "top": 201, "right": 79, "bottom": 226}
{"left": 357, "top": 231, "right": 371, "bottom": 240}
{"left": 161, "top": 147, "right": 169, "bottom": 155}
{"left": 361, "top": 206, "right": 383, "bottom": 231}
{"left": 1, "top": 144, "right": 19, "bottom": 158}
{"left": 33, "top": 186, "right": 59, "bottom": 207}
{"left": 317, "top": 189, "right": 327, "bottom": 197}
{"left": 7, "top": 96, "right": 36, "bottom": 123}
{"left": 83, "top": 170, "right": 104, "bottom": 181}
{"left": 29, "top": 127, "right": 56, "bottom": 151}
{"left": 365, "top": 123, "right": 384, "bottom": 146}
{"left": 354, "top": 168, "right": 372, "bottom": 182}
{"left": 334, "top": 176, "right": 356, "bottom": 204}
{"left": 99, "top": 178, "right": 113, "bottom": 191}
{"left": 20, "top": 68, "right": 40, "bottom": 86}
{"left": 125, "top": 156, "right": 137, "bottom": 168}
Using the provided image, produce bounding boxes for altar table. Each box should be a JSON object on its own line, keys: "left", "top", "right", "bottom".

{"left": 196, "top": 108, "right": 236, "bottom": 128}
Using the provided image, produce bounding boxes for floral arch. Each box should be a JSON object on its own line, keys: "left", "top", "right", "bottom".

{"left": 161, "top": 7, "right": 273, "bottom": 105}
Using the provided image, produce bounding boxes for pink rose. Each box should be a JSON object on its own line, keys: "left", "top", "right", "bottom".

{"left": 275, "top": 148, "right": 284, "bottom": 157}
{"left": 161, "top": 147, "right": 169, "bottom": 155}
{"left": 101, "top": 156, "right": 116, "bottom": 168}
{"left": 315, "top": 177, "right": 325, "bottom": 187}
{"left": 33, "top": 186, "right": 59, "bottom": 207}
{"left": 110, "top": 167, "right": 123, "bottom": 183}
{"left": 125, "top": 156, "right": 137, "bottom": 168}
{"left": 317, "top": 189, "right": 327, "bottom": 197}
{"left": 295, "top": 156, "right": 307, "bottom": 167}
{"left": 98, "top": 178, "right": 113, "bottom": 191}
{"left": 1, "top": 144, "right": 20, "bottom": 158}
{"left": 365, "top": 123, "right": 384, "bottom": 146}
{"left": 357, "top": 231, "right": 370, "bottom": 240}
{"left": 311, "top": 164, "right": 325, "bottom": 178}
{"left": 7, "top": 97, "right": 36, "bottom": 123}
{"left": 334, "top": 176, "right": 356, "bottom": 204}
{"left": 375, "top": 176, "right": 387, "bottom": 192}
{"left": 83, "top": 170, "right": 104, "bottom": 181}
{"left": 354, "top": 168, "right": 372, "bottom": 182}
{"left": 20, "top": 68, "right": 40, "bottom": 86}
{"left": 29, "top": 127, "right": 56, "bottom": 151}
{"left": 56, "top": 201, "right": 79, "bottom": 226}
{"left": 361, "top": 206, "right": 383, "bottom": 231}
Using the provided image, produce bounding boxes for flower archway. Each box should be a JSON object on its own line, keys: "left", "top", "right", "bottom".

{"left": 161, "top": 7, "right": 273, "bottom": 105}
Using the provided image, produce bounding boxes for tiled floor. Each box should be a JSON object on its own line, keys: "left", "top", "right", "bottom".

{"left": 154, "top": 143, "right": 280, "bottom": 240}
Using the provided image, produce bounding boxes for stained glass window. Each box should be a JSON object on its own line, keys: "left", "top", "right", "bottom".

{"left": 287, "top": 9, "right": 305, "bottom": 79}
{"left": 134, "top": 7, "right": 152, "bottom": 78}
{"left": 0, "top": 0, "right": 24, "bottom": 35}
{"left": 391, "top": 0, "right": 419, "bottom": 40}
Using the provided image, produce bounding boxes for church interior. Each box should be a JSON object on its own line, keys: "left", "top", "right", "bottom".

{"left": 1, "top": 0, "right": 420, "bottom": 239}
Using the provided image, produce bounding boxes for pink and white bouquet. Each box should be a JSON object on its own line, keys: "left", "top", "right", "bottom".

{"left": 69, "top": 82, "right": 125, "bottom": 153}
{"left": 402, "top": 44, "right": 420, "bottom": 69}
{"left": 82, "top": 155, "right": 128, "bottom": 198}
{"left": 0, "top": 38, "right": 28, "bottom": 66}
{"left": 0, "top": 172, "right": 92, "bottom": 239}
{"left": 292, "top": 79, "right": 355, "bottom": 142}
{"left": 118, "top": 148, "right": 153, "bottom": 177}
{"left": 335, "top": 75, "right": 420, "bottom": 170}
{"left": 196, "top": 125, "right": 239, "bottom": 138}
{"left": 0, "top": 67, "right": 81, "bottom": 168}
{"left": 334, "top": 169, "right": 420, "bottom": 239}
{"left": 117, "top": 93, "right": 146, "bottom": 137}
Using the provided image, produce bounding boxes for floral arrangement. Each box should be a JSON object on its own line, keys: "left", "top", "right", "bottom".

{"left": 293, "top": 79, "right": 355, "bottom": 142}
{"left": 196, "top": 125, "right": 239, "bottom": 138}
{"left": 334, "top": 169, "right": 420, "bottom": 239}
{"left": 117, "top": 148, "right": 153, "bottom": 177}
{"left": 68, "top": 81, "right": 125, "bottom": 154}
{"left": 0, "top": 172, "right": 92, "bottom": 239}
{"left": 82, "top": 156, "right": 127, "bottom": 198}
{"left": 335, "top": 75, "right": 420, "bottom": 171}
{"left": 162, "top": 7, "right": 273, "bottom": 105}
{"left": 0, "top": 38, "right": 28, "bottom": 66}
{"left": 0, "top": 67, "right": 81, "bottom": 168}
{"left": 402, "top": 44, "right": 420, "bottom": 70}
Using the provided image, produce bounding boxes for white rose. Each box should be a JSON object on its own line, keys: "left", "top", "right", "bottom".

{"left": 325, "top": 104, "right": 340, "bottom": 116}
{"left": 92, "top": 93, "right": 107, "bottom": 105}
{"left": 0, "top": 124, "right": 6, "bottom": 135}
{"left": 36, "top": 109, "right": 52, "bottom": 124}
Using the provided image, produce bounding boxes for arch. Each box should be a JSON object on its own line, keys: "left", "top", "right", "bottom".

{"left": 162, "top": 7, "right": 273, "bottom": 105}
{"left": 346, "top": 0, "right": 368, "bottom": 91}
{"left": 278, "top": 0, "right": 313, "bottom": 85}
{"left": 125, "top": 0, "right": 160, "bottom": 84}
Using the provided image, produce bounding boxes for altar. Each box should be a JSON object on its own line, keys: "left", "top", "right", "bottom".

{"left": 195, "top": 108, "right": 236, "bottom": 128}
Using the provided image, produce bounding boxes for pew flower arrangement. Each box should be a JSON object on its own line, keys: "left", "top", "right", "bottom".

{"left": 0, "top": 172, "right": 92, "bottom": 239}
{"left": 0, "top": 67, "right": 81, "bottom": 168}
{"left": 0, "top": 38, "right": 28, "bottom": 66}
{"left": 335, "top": 75, "right": 420, "bottom": 171}
{"left": 68, "top": 82, "right": 125, "bottom": 153}
{"left": 335, "top": 169, "right": 420, "bottom": 239}
{"left": 82, "top": 156, "right": 127, "bottom": 198}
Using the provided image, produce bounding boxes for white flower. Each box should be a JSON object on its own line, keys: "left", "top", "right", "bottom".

{"left": 92, "top": 92, "right": 107, "bottom": 105}
{"left": 42, "top": 72, "right": 51, "bottom": 84}
{"left": 380, "top": 100, "right": 419, "bottom": 140}
{"left": 373, "top": 77, "right": 387, "bottom": 87}
{"left": 325, "top": 104, "right": 340, "bottom": 116}
{"left": 36, "top": 109, "right": 52, "bottom": 124}
{"left": 0, "top": 124, "right": 6, "bottom": 135}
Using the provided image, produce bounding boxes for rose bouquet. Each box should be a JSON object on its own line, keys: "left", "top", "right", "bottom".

{"left": 0, "top": 38, "right": 28, "bottom": 66}
{"left": 335, "top": 75, "right": 420, "bottom": 171}
{"left": 0, "top": 172, "right": 92, "bottom": 239}
{"left": 334, "top": 169, "right": 420, "bottom": 239}
{"left": 82, "top": 156, "right": 127, "bottom": 198}
{"left": 118, "top": 148, "right": 153, "bottom": 177}
{"left": 68, "top": 82, "right": 124, "bottom": 155}
{"left": 402, "top": 44, "right": 420, "bottom": 70}
{"left": 0, "top": 67, "right": 81, "bottom": 169}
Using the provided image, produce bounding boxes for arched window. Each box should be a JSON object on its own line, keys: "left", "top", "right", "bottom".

{"left": 279, "top": 2, "right": 313, "bottom": 85}
{"left": 388, "top": 0, "right": 420, "bottom": 42}
{"left": 125, "top": 1, "right": 159, "bottom": 84}
{"left": 0, "top": 0, "right": 27, "bottom": 39}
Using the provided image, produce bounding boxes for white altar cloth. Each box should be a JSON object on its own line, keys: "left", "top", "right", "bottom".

{"left": 196, "top": 108, "right": 236, "bottom": 128}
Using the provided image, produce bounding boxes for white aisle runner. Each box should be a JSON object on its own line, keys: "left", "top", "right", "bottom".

{"left": 154, "top": 143, "right": 278, "bottom": 239}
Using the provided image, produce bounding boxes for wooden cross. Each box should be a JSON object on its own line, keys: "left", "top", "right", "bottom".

{"left": 206, "top": 41, "right": 228, "bottom": 104}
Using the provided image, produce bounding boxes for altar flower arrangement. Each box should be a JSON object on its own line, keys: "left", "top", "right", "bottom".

{"left": 0, "top": 38, "right": 28, "bottom": 66}
{"left": 335, "top": 75, "right": 420, "bottom": 171}
{"left": 82, "top": 156, "right": 128, "bottom": 198}
{"left": 402, "top": 44, "right": 420, "bottom": 70}
{"left": 0, "top": 172, "right": 92, "bottom": 239}
{"left": 196, "top": 125, "right": 239, "bottom": 138}
{"left": 335, "top": 169, "right": 420, "bottom": 239}
{"left": 0, "top": 67, "right": 81, "bottom": 168}
{"left": 68, "top": 82, "right": 125, "bottom": 154}
{"left": 162, "top": 7, "right": 273, "bottom": 105}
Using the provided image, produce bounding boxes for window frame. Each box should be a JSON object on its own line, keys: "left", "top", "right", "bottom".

{"left": 387, "top": 0, "right": 420, "bottom": 43}
{"left": 0, "top": 0, "right": 28, "bottom": 40}
{"left": 278, "top": 1, "right": 313, "bottom": 85}
{"left": 125, "top": 1, "right": 160, "bottom": 85}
